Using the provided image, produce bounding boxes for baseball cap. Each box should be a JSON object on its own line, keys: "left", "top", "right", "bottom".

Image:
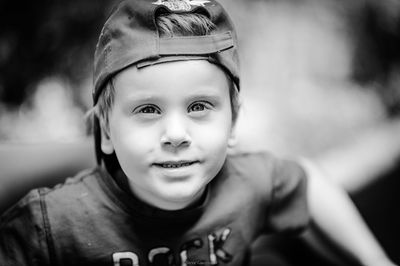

{"left": 92, "top": 0, "right": 240, "bottom": 165}
{"left": 93, "top": 0, "right": 240, "bottom": 104}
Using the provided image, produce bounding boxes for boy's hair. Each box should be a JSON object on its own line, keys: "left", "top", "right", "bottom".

{"left": 95, "top": 13, "right": 240, "bottom": 128}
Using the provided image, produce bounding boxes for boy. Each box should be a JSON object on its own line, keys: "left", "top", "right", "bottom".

{"left": 0, "top": 0, "right": 396, "bottom": 265}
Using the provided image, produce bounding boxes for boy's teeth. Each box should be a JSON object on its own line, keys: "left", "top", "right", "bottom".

{"left": 162, "top": 162, "right": 192, "bottom": 168}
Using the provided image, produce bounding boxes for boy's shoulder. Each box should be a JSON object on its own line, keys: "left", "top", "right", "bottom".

{"left": 214, "top": 151, "right": 309, "bottom": 234}
{"left": 226, "top": 150, "right": 305, "bottom": 178}
{"left": 223, "top": 151, "right": 307, "bottom": 198}
{"left": 39, "top": 167, "right": 102, "bottom": 199}
{"left": 0, "top": 167, "right": 103, "bottom": 225}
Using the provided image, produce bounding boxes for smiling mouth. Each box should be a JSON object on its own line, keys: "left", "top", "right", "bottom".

{"left": 154, "top": 161, "right": 198, "bottom": 169}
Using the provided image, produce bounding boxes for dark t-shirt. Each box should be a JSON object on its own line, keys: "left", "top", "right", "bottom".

{"left": 0, "top": 152, "right": 309, "bottom": 266}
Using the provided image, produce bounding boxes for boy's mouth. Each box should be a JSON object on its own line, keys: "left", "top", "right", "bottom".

{"left": 153, "top": 160, "right": 198, "bottom": 168}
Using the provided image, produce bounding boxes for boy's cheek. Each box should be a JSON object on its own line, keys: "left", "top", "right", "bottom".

{"left": 196, "top": 122, "right": 233, "bottom": 143}
{"left": 116, "top": 134, "right": 157, "bottom": 155}
{"left": 111, "top": 122, "right": 158, "bottom": 145}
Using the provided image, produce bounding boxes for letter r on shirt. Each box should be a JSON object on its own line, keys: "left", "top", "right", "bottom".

{"left": 113, "top": 252, "right": 139, "bottom": 266}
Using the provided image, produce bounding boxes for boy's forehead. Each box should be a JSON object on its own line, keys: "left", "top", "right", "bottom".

{"left": 114, "top": 60, "right": 229, "bottom": 92}
{"left": 113, "top": 60, "right": 230, "bottom": 98}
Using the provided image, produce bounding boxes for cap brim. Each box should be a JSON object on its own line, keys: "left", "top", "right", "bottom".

{"left": 136, "top": 55, "right": 209, "bottom": 69}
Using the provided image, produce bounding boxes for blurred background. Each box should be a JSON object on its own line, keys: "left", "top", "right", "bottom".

{"left": 0, "top": 0, "right": 399, "bottom": 264}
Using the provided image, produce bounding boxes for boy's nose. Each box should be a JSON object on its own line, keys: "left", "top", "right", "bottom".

{"left": 160, "top": 114, "right": 191, "bottom": 149}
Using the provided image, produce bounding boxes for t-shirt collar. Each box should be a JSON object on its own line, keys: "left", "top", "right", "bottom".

{"left": 97, "top": 166, "right": 211, "bottom": 226}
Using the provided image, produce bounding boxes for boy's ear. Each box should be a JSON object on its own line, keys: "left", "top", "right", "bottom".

{"left": 100, "top": 120, "right": 114, "bottom": 154}
{"left": 228, "top": 124, "right": 237, "bottom": 148}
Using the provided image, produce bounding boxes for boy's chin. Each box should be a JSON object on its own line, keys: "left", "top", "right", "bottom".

{"left": 153, "top": 186, "right": 206, "bottom": 210}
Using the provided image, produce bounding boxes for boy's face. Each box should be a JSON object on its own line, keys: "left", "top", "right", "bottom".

{"left": 101, "top": 60, "right": 235, "bottom": 210}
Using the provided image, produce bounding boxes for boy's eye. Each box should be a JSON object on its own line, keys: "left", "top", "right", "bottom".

{"left": 188, "top": 102, "right": 211, "bottom": 113}
{"left": 133, "top": 105, "right": 161, "bottom": 114}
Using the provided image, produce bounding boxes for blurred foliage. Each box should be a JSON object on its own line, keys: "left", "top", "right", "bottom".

{"left": 0, "top": 0, "right": 114, "bottom": 107}
{"left": 351, "top": 0, "right": 400, "bottom": 116}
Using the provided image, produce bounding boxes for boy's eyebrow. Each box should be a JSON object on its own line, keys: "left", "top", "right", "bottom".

{"left": 123, "top": 93, "right": 162, "bottom": 102}
{"left": 119, "top": 94, "right": 163, "bottom": 110}
{"left": 186, "top": 92, "right": 223, "bottom": 101}
{"left": 124, "top": 89, "right": 223, "bottom": 101}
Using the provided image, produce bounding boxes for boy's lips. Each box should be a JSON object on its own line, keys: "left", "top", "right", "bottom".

{"left": 153, "top": 160, "right": 199, "bottom": 169}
